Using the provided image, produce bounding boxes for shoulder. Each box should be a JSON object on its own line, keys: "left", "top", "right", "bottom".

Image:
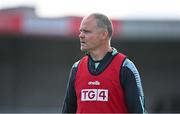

{"left": 121, "top": 58, "right": 142, "bottom": 85}
{"left": 69, "top": 60, "right": 80, "bottom": 81}
{"left": 122, "top": 58, "right": 139, "bottom": 74}
{"left": 122, "top": 58, "right": 144, "bottom": 95}
{"left": 72, "top": 60, "right": 80, "bottom": 68}
{"left": 72, "top": 55, "right": 89, "bottom": 68}
{"left": 72, "top": 55, "right": 88, "bottom": 68}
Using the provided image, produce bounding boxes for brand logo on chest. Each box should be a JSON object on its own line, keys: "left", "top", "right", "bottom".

{"left": 88, "top": 81, "right": 100, "bottom": 85}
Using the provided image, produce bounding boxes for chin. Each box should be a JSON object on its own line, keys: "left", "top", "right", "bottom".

{"left": 80, "top": 47, "right": 88, "bottom": 52}
{"left": 80, "top": 48, "right": 86, "bottom": 51}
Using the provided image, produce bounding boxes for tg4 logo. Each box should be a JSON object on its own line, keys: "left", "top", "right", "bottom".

{"left": 81, "top": 89, "right": 108, "bottom": 101}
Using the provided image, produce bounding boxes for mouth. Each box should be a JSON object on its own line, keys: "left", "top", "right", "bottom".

{"left": 80, "top": 41, "right": 86, "bottom": 45}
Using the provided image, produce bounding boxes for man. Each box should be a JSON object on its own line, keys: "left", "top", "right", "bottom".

{"left": 62, "top": 13, "right": 146, "bottom": 113}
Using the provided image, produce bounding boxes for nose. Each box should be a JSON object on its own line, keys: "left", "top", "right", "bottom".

{"left": 79, "top": 32, "right": 85, "bottom": 39}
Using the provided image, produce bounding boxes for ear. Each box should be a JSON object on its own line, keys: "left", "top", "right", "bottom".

{"left": 101, "top": 31, "right": 108, "bottom": 40}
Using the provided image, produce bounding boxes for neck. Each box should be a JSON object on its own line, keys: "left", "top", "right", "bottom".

{"left": 89, "top": 46, "right": 112, "bottom": 61}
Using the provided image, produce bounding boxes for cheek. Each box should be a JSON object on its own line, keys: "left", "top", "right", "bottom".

{"left": 86, "top": 35, "right": 100, "bottom": 46}
{"left": 90, "top": 39, "right": 101, "bottom": 47}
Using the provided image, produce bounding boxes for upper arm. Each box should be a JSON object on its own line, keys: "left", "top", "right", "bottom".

{"left": 121, "top": 58, "right": 145, "bottom": 113}
{"left": 62, "top": 61, "right": 80, "bottom": 113}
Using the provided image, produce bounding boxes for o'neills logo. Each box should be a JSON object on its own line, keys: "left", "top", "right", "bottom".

{"left": 88, "top": 81, "right": 100, "bottom": 85}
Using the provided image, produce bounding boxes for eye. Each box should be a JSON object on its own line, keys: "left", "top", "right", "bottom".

{"left": 80, "top": 29, "right": 91, "bottom": 33}
{"left": 84, "top": 30, "right": 90, "bottom": 33}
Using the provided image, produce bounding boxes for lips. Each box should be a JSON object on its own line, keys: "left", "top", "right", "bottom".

{"left": 80, "top": 41, "right": 86, "bottom": 45}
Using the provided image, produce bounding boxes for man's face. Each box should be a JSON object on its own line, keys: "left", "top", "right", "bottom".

{"left": 79, "top": 16, "right": 104, "bottom": 52}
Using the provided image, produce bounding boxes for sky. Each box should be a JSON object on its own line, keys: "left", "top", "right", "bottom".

{"left": 0, "top": 0, "right": 180, "bottom": 20}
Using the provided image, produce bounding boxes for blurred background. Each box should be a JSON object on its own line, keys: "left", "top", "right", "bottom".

{"left": 0, "top": 0, "right": 180, "bottom": 113}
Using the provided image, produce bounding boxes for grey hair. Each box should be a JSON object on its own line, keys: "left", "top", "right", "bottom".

{"left": 90, "top": 13, "right": 113, "bottom": 39}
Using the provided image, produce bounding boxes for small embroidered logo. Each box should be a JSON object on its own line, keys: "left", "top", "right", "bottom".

{"left": 88, "top": 81, "right": 100, "bottom": 85}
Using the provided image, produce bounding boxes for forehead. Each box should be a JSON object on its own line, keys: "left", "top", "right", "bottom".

{"left": 80, "top": 16, "right": 97, "bottom": 29}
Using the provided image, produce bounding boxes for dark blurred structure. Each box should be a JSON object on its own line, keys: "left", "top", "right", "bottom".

{"left": 0, "top": 7, "right": 180, "bottom": 113}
